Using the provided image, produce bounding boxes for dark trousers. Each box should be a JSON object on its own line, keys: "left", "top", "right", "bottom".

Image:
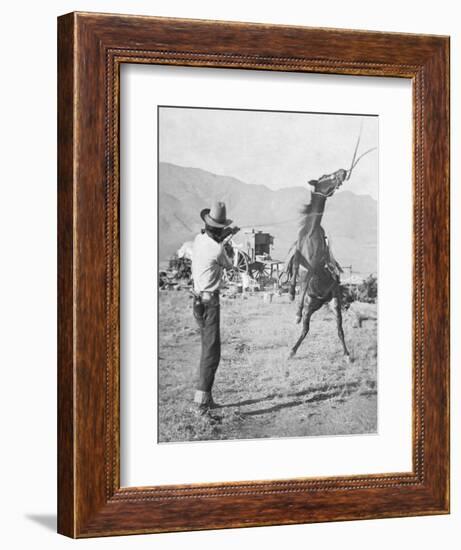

{"left": 193, "top": 294, "right": 221, "bottom": 393}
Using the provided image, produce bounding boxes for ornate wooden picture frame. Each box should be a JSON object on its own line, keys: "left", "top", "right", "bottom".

{"left": 57, "top": 12, "right": 450, "bottom": 538}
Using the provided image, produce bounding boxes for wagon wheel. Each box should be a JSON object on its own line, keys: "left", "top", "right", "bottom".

{"left": 251, "top": 261, "right": 275, "bottom": 288}
{"left": 224, "top": 249, "right": 250, "bottom": 284}
{"left": 251, "top": 261, "right": 270, "bottom": 280}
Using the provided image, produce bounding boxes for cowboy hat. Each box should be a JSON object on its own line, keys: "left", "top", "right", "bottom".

{"left": 200, "top": 201, "right": 233, "bottom": 228}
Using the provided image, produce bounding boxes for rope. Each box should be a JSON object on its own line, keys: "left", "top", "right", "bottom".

{"left": 346, "top": 120, "right": 377, "bottom": 180}
{"left": 347, "top": 120, "right": 363, "bottom": 180}
{"left": 238, "top": 217, "right": 300, "bottom": 230}
{"left": 350, "top": 146, "right": 377, "bottom": 170}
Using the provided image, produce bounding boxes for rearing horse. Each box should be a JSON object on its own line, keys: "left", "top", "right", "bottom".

{"left": 287, "top": 168, "right": 350, "bottom": 360}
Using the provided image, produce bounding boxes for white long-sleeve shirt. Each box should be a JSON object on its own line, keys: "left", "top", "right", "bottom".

{"left": 191, "top": 232, "right": 233, "bottom": 293}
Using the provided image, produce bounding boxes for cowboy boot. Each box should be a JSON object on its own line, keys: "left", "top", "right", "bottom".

{"left": 191, "top": 390, "right": 222, "bottom": 418}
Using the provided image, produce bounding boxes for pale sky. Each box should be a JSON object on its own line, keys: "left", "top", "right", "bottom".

{"left": 159, "top": 107, "right": 379, "bottom": 199}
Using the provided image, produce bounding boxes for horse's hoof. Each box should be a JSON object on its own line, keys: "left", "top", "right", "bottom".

{"left": 344, "top": 355, "right": 352, "bottom": 364}
{"left": 296, "top": 315, "right": 302, "bottom": 324}
{"left": 288, "top": 350, "right": 296, "bottom": 359}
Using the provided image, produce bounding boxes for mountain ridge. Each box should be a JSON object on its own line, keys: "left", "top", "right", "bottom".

{"left": 158, "top": 162, "right": 377, "bottom": 274}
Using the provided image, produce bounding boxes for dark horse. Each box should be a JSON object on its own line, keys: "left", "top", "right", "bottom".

{"left": 286, "top": 168, "right": 350, "bottom": 360}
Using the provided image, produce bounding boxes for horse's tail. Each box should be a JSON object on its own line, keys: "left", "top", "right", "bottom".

{"left": 285, "top": 244, "right": 298, "bottom": 279}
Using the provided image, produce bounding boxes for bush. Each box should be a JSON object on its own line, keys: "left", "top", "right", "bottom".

{"left": 356, "top": 274, "right": 378, "bottom": 303}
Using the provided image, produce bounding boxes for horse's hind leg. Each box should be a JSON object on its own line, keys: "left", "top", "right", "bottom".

{"left": 289, "top": 297, "right": 323, "bottom": 358}
{"left": 334, "top": 290, "right": 350, "bottom": 360}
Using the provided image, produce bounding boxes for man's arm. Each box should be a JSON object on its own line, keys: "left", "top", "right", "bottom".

{"left": 217, "top": 244, "right": 234, "bottom": 270}
{"left": 217, "top": 226, "right": 239, "bottom": 269}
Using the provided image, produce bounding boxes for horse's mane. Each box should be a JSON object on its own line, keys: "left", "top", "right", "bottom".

{"left": 297, "top": 203, "right": 315, "bottom": 242}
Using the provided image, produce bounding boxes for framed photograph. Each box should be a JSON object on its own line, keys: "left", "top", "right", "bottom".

{"left": 58, "top": 12, "right": 450, "bottom": 537}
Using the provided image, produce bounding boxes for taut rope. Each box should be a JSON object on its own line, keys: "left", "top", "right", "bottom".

{"left": 346, "top": 121, "right": 377, "bottom": 180}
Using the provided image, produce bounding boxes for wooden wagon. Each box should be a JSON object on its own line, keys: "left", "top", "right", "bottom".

{"left": 228, "top": 230, "right": 284, "bottom": 288}
{"left": 160, "top": 230, "right": 286, "bottom": 290}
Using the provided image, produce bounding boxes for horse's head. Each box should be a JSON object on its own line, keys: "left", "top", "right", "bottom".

{"left": 308, "top": 168, "right": 348, "bottom": 197}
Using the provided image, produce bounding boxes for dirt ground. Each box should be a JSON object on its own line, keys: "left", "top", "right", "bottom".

{"left": 158, "top": 289, "right": 377, "bottom": 443}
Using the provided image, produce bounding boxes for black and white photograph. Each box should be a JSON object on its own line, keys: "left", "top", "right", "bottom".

{"left": 2, "top": 0, "right": 454, "bottom": 546}
{"left": 157, "top": 106, "right": 379, "bottom": 443}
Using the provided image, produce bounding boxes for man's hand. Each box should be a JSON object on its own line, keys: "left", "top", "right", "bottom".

{"left": 220, "top": 226, "right": 240, "bottom": 242}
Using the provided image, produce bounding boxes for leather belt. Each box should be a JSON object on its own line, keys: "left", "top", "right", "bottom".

{"left": 200, "top": 290, "right": 220, "bottom": 302}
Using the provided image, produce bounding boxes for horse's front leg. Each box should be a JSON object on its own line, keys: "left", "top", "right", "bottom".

{"left": 334, "top": 289, "right": 350, "bottom": 361}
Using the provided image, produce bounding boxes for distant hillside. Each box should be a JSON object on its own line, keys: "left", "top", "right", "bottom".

{"left": 159, "top": 162, "right": 377, "bottom": 274}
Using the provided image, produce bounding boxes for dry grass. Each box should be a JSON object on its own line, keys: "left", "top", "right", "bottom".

{"left": 158, "top": 290, "right": 377, "bottom": 443}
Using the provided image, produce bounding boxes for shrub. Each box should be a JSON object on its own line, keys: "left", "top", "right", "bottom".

{"left": 356, "top": 274, "right": 378, "bottom": 303}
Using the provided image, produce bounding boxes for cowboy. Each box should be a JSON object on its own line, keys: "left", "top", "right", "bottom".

{"left": 191, "top": 201, "right": 239, "bottom": 415}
